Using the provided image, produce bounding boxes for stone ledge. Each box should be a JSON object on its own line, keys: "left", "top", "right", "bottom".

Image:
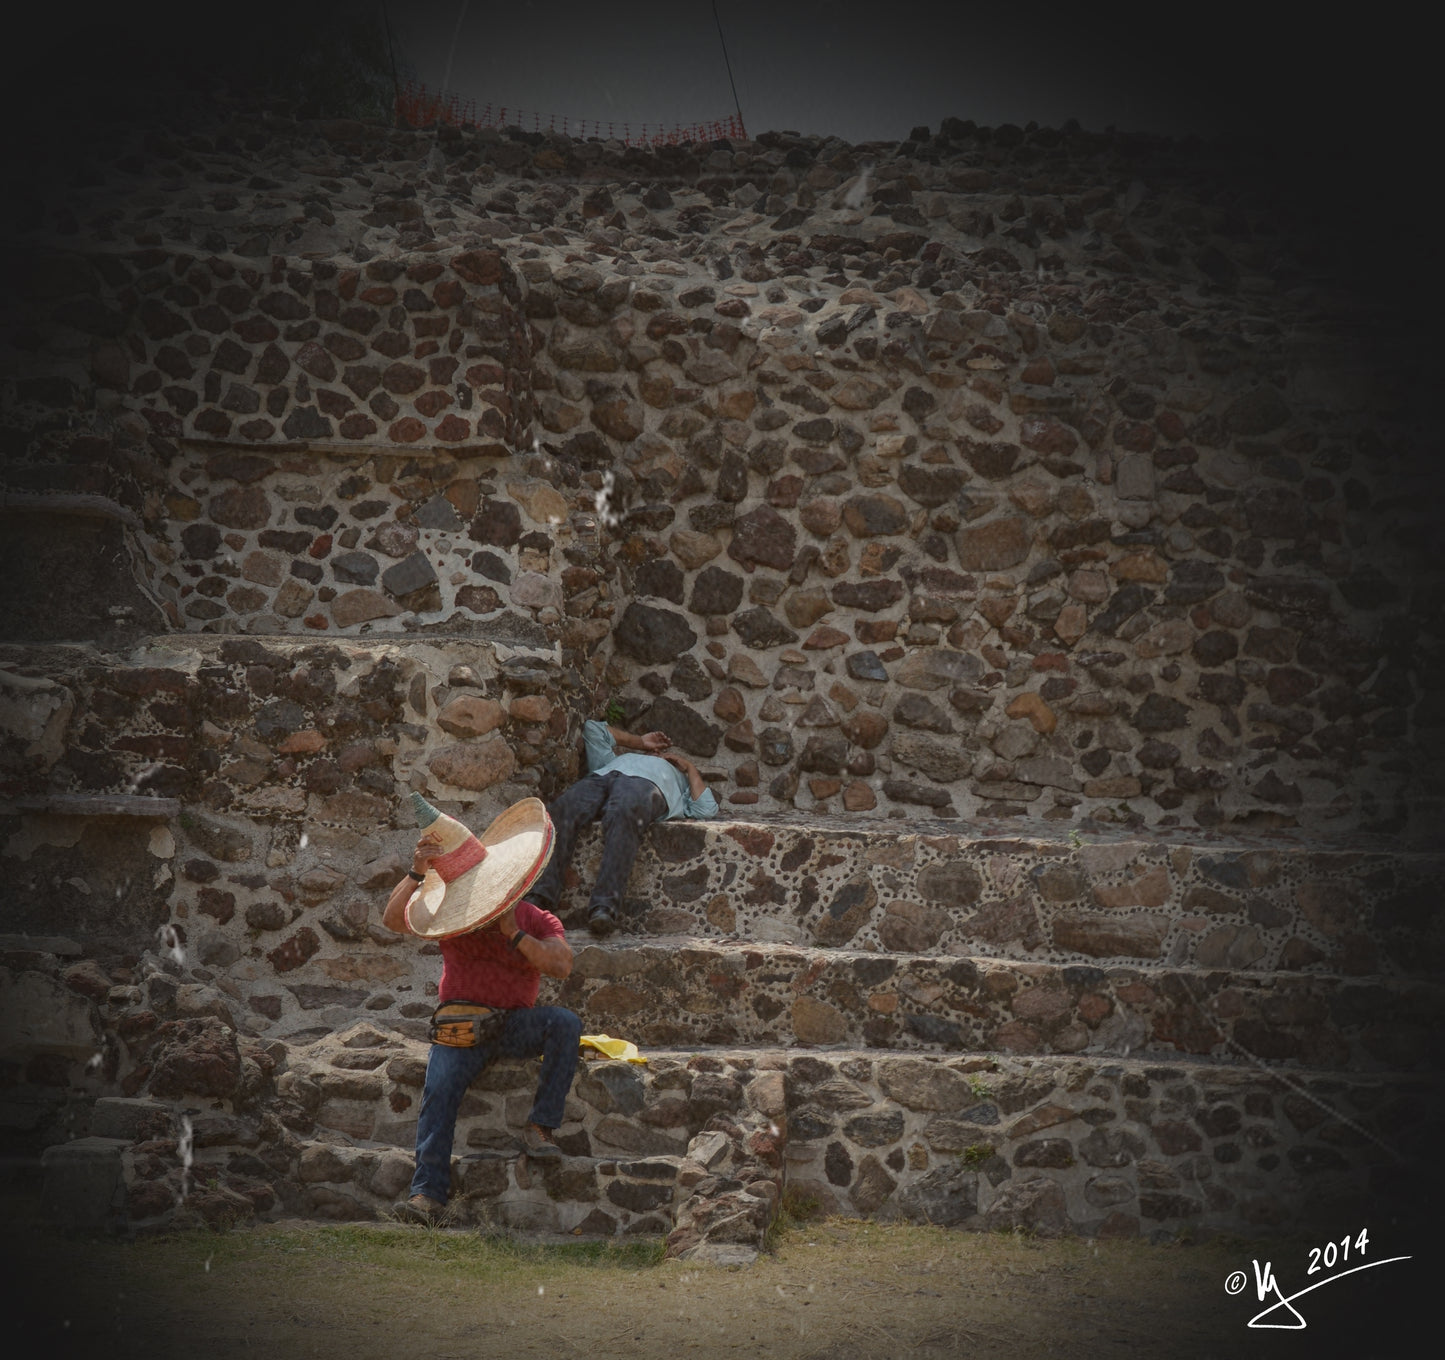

{"left": 169, "top": 437, "right": 481, "bottom": 461}
{"left": 563, "top": 817, "right": 1445, "bottom": 978}
{"left": 73, "top": 1041, "right": 1438, "bottom": 1243}
{"left": 546, "top": 935, "right": 1441, "bottom": 1071}
{"left": 2, "top": 794, "right": 180, "bottom": 819}
{"left": 101, "top": 1029, "right": 784, "bottom": 1251}
{"left": 639, "top": 811, "right": 1443, "bottom": 855}
{"left": 0, "top": 933, "right": 83, "bottom": 957}
{"left": 0, "top": 492, "right": 141, "bottom": 529}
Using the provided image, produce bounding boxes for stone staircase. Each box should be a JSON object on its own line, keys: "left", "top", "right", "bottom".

{"left": 6, "top": 92, "right": 1441, "bottom": 1260}
{"left": 551, "top": 815, "right": 1441, "bottom": 1067}
{"left": 34, "top": 814, "right": 1443, "bottom": 1256}
{"left": 75, "top": 1033, "right": 785, "bottom": 1261}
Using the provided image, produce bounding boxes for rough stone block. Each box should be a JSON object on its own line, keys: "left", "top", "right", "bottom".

{"left": 41, "top": 1137, "right": 129, "bottom": 1230}
{"left": 90, "top": 1096, "right": 173, "bottom": 1142}
{"left": 0, "top": 971, "right": 100, "bottom": 1059}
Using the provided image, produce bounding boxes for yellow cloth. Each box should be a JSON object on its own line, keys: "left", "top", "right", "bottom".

{"left": 579, "top": 1033, "right": 647, "bottom": 1064}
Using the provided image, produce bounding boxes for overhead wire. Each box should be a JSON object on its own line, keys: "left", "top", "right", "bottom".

{"left": 441, "top": 0, "right": 471, "bottom": 98}
{"left": 711, "top": 0, "right": 746, "bottom": 136}
{"left": 380, "top": 2, "right": 400, "bottom": 125}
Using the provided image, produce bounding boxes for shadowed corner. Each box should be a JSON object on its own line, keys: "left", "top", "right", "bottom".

{"left": 0, "top": 1172, "right": 109, "bottom": 1359}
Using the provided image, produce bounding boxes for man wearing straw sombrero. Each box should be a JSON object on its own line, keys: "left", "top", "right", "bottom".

{"left": 383, "top": 792, "right": 579, "bottom": 1224}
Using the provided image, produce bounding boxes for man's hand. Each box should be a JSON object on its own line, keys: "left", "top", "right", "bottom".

{"left": 411, "top": 829, "right": 444, "bottom": 878}
{"left": 607, "top": 723, "right": 670, "bottom": 754}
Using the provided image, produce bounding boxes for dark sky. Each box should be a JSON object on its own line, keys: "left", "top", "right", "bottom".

{"left": 382, "top": 0, "right": 1411, "bottom": 145}
{"left": 9, "top": 1, "right": 1421, "bottom": 151}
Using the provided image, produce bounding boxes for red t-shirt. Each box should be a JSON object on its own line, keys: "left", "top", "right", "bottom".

{"left": 437, "top": 900, "right": 565, "bottom": 1008}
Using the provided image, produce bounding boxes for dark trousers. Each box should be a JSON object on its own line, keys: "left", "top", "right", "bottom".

{"left": 528, "top": 771, "right": 666, "bottom": 920}
{"left": 409, "top": 1004, "right": 582, "bottom": 1204}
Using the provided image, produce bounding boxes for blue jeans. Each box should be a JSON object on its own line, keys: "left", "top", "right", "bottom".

{"left": 408, "top": 1005, "right": 582, "bottom": 1204}
{"left": 528, "top": 771, "right": 666, "bottom": 920}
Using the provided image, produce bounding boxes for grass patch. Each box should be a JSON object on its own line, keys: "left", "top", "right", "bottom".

{"left": 4, "top": 1205, "right": 1429, "bottom": 1360}
{"left": 764, "top": 1185, "right": 824, "bottom": 1250}
{"left": 144, "top": 1220, "right": 664, "bottom": 1280}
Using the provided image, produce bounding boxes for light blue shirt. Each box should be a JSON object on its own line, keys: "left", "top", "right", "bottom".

{"left": 582, "top": 720, "right": 719, "bottom": 821}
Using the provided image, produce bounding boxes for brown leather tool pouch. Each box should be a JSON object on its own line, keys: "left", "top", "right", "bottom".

{"left": 428, "top": 1001, "right": 508, "bottom": 1048}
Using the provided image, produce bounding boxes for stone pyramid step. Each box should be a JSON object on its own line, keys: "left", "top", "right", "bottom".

{"left": 85, "top": 1026, "right": 787, "bottom": 1254}
{"left": 561, "top": 816, "right": 1443, "bottom": 979}
{"left": 547, "top": 935, "right": 1439, "bottom": 1072}
{"left": 58, "top": 1028, "right": 1439, "bottom": 1250}
{"left": 8, "top": 85, "right": 1441, "bottom": 1265}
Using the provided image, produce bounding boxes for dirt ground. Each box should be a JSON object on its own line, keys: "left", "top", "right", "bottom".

{"left": 1, "top": 1193, "right": 1430, "bottom": 1360}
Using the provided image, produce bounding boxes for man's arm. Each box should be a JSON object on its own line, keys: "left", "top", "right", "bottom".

{"left": 491, "top": 904, "right": 573, "bottom": 978}
{"left": 381, "top": 830, "right": 443, "bottom": 934}
{"left": 662, "top": 751, "right": 707, "bottom": 800}
{"left": 381, "top": 874, "right": 416, "bottom": 935}
{"left": 608, "top": 724, "right": 669, "bottom": 754}
{"left": 663, "top": 753, "right": 719, "bottom": 818}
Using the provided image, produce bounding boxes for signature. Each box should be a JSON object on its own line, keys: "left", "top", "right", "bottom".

{"left": 1224, "top": 1229, "right": 1412, "bottom": 1329}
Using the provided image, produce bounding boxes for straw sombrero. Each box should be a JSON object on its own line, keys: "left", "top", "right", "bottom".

{"left": 403, "top": 793, "right": 554, "bottom": 940}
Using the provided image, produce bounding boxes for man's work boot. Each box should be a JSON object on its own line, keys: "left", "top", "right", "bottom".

{"left": 397, "top": 1193, "right": 445, "bottom": 1225}
{"left": 587, "top": 906, "right": 616, "bottom": 937}
{"left": 522, "top": 1123, "right": 563, "bottom": 1159}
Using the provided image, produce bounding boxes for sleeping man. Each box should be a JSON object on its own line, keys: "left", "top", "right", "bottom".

{"left": 525, "top": 716, "right": 718, "bottom": 936}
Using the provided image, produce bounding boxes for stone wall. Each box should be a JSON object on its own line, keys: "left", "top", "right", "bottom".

{"left": 3, "top": 103, "right": 1441, "bottom": 1247}
{"left": 0, "top": 636, "right": 589, "bottom": 1038}
{"left": 14, "top": 935, "right": 1432, "bottom": 1243}
{"left": 11, "top": 245, "right": 532, "bottom": 452}
{"left": 3, "top": 110, "right": 1438, "bottom": 841}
